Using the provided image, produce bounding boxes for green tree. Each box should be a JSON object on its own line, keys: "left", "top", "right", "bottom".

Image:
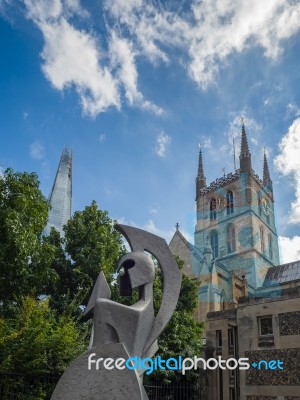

{"left": 45, "top": 201, "right": 126, "bottom": 314}
{"left": 0, "top": 297, "right": 86, "bottom": 374}
{"left": 0, "top": 297, "right": 88, "bottom": 400}
{"left": 151, "top": 257, "right": 205, "bottom": 383}
{"left": 43, "top": 229, "right": 78, "bottom": 315}
{"left": 0, "top": 169, "right": 55, "bottom": 309}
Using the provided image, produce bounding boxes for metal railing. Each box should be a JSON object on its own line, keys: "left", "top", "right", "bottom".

{"left": 145, "top": 379, "right": 204, "bottom": 400}
{"left": 0, "top": 372, "right": 58, "bottom": 400}
{"left": 0, "top": 372, "right": 204, "bottom": 400}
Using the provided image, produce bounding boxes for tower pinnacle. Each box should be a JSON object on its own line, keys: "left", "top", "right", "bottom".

{"left": 196, "top": 145, "right": 206, "bottom": 197}
{"left": 239, "top": 120, "right": 252, "bottom": 173}
{"left": 263, "top": 149, "right": 273, "bottom": 192}
{"left": 198, "top": 145, "right": 205, "bottom": 178}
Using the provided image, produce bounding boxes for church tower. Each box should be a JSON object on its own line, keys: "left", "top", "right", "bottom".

{"left": 194, "top": 123, "right": 279, "bottom": 288}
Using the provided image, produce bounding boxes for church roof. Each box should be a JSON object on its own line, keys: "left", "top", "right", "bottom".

{"left": 169, "top": 229, "right": 229, "bottom": 274}
{"left": 189, "top": 242, "right": 205, "bottom": 261}
{"left": 263, "top": 260, "right": 300, "bottom": 287}
{"left": 170, "top": 229, "right": 205, "bottom": 261}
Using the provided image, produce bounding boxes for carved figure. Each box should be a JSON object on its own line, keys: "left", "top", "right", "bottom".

{"left": 51, "top": 224, "right": 182, "bottom": 400}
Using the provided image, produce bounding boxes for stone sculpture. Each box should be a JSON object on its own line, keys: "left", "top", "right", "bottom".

{"left": 51, "top": 224, "right": 182, "bottom": 400}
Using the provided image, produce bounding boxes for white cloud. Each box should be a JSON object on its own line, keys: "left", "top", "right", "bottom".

{"left": 149, "top": 206, "right": 158, "bottom": 215}
{"left": 286, "top": 103, "right": 300, "bottom": 117}
{"left": 40, "top": 19, "right": 120, "bottom": 116}
{"left": 105, "top": 0, "right": 183, "bottom": 64}
{"left": 201, "top": 137, "right": 212, "bottom": 150}
{"left": 116, "top": 216, "right": 175, "bottom": 244}
{"left": 227, "top": 114, "right": 262, "bottom": 145}
{"left": 99, "top": 134, "right": 106, "bottom": 143}
{"left": 279, "top": 236, "right": 300, "bottom": 264}
{"left": 189, "top": 1, "right": 300, "bottom": 88}
{"left": 22, "top": 0, "right": 162, "bottom": 117}
{"left": 109, "top": 31, "right": 163, "bottom": 115}
{"left": 104, "top": 187, "right": 118, "bottom": 197}
{"left": 106, "top": 0, "right": 300, "bottom": 89}
{"left": 30, "top": 140, "right": 45, "bottom": 160}
{"left": 144, "top": 219, "right": 174, "bottom": 242}
{"left": 201, "top": 113, "right": 262, "bottom": 165}
{"left": 155, "top": 131, "right": 171, "bottom": 157}
{"left": 274, "top": 117, "right": 300, "bottom": 223}
{"left": 7, "top": 0, "right": 300, "bottom": 115}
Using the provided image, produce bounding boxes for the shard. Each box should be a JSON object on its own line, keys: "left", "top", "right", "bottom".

{"left": 44, "top": 147, "right": 72, "bottom": 236}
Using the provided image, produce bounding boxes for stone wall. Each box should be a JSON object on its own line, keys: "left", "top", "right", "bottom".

{"left": 279, "top": 311, "right": 300, "bottom": 335}
{"left": 247, "top": 396, "right": 276, "bottom": 400}
{"left": 285, "top": 397, "right": 300, "bottom": 400}
{"left": 246, "top": 349, "right": 300, "bottom": 386}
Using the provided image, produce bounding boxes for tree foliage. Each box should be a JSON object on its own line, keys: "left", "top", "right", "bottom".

{"left": 151, "top": 256, "right": 205, "bottom": 383}
{"left": 0, "top": 169, "right": 55, "bottom": 309}
{"left": 0, "top": 297, "right": 86, "bottom": 374}
{"left": 0, "top": 168, "right": 204, "bottom": 387}
{"left": 45, "top": 201, "right": 126, "bottom": 314}
{"left": 0, "top": 297, "right": 89, "bottom": 400}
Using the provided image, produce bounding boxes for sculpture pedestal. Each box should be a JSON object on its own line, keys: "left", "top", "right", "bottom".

{"left": 51, "top": 343, "right": 148, "bottom": 400}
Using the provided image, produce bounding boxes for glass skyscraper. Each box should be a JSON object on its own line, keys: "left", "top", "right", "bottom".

{"left": 44, "top": 147, "right": 72, "bottom": 236}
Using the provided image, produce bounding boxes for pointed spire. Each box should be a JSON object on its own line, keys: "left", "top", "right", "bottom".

{"left": 203, "top": 235, "right": 213, "bottom": 264}
{"left": 44, "top": 147, "right": 72, "bottom": 236}
{"left": 263, "top": 149, "right": 272, "bottom": 192}
{"left": 239, "top": 119, "right": 252, "bottom": 173}
{"left": 196, "top": 144, "right": 207, "bottom": 198}
{"left": 198, "top": 145, "right": 205, "bottom": 177}
{"left": 240, "top": 119, "right": 250, "bottom": 157}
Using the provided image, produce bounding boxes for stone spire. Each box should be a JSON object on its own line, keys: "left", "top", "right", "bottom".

{"left": 263, "top": 149, "right": 271, "bottom": 184}
{"left": 239, "top": 119, "right": 252, "bottom": 173}
{"left": 196, "top": 145, "right": 206, "bottom": 198}
{"left": 263, "top": 149, "right": 273, "bottom": 192}
{"left": 198, "top": 146, "right": 205, "bottom": 177}
{"left": 203, "top": 235, "right": 213, "bottom": 264}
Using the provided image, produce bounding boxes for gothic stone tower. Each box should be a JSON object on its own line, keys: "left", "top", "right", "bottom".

{"left": 194, "top": 123, "right": 279, "bottom": 288}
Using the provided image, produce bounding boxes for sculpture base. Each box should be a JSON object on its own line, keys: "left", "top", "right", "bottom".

{"left": 51, "top": 343, "right": 148, "bottom": 400}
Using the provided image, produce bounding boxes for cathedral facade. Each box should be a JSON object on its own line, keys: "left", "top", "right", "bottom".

{"left": 169, "top": 124, "right": 300, "bottom": 400}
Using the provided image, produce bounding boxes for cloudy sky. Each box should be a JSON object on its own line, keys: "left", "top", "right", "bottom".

{"left": 1, "top": 0, "right": 300, "bottom": 263}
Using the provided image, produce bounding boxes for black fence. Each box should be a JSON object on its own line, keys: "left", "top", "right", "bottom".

{"left": 145, "top": 379, "right": 204, "bottom": 400}
{"left": 0, "top": 372, "right": 58, "bottom": 400}
{"left": 0, "top": 372, "right": 204, "bottom": 400}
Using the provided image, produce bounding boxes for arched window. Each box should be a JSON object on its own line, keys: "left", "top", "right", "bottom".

{"left": 210, "top": 230, "right": 219, "bottom": 259}
{"left": 268, "top": 234, "right": 273, "bottom": 260}
{"left": 260, "top": 226, "right": 265, "bottom": 253}
{"left": 210, "top": 198, "right": 217, "bottom": 220}
{"left": 257, "top": 191, "right": 262, "bottom": 216}
{"left": 227, "top": 224, "right": 236, "bottom": 253}
{"left": 226, "top": 190, "right": 234, "bottom": 215}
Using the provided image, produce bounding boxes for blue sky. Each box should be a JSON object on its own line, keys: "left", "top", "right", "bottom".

{"left": 1, "top": 0, "right": 300, "bottom": 263}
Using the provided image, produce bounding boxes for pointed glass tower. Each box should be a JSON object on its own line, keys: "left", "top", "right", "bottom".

{"left": 44, "top": 147, "right": 72, "bottom": 236}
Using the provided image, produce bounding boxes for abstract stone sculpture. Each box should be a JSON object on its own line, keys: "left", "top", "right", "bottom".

{"left": 51, "top": 224, "right": 182, "bottom": 400}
